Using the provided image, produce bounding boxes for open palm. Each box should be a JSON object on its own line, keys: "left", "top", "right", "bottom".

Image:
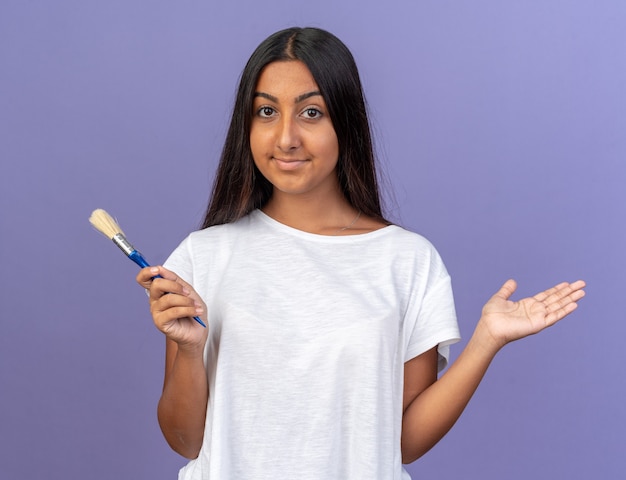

{"left": 481, "top": 279, "right": 586, "bottom": 349}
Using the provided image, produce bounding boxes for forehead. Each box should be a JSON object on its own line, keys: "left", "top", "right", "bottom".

{"left": 255, "top": 60, "right": 320, "bottom": 99}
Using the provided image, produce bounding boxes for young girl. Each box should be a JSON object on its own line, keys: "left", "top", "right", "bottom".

{"left": 137, "top": 27, "right": 585, "bottom": 479}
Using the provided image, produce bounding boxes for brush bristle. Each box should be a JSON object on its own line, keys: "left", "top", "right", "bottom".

{"left": 89, "top": 209, "right": 125, "bottom": 239}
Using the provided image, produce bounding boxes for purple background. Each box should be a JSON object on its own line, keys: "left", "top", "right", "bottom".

{"left": 1, "top": 1, "right": 624, "bottom": 478}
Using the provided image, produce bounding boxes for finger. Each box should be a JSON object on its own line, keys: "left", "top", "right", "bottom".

{"left": 151, "top": 266, "right": 195, "bottom": 289}
{"left": 151, "top": 276, "right": 190, "bottom": 297}
{"left": 569, "top": 280, "right": 587, "bottom": 291}
{"left": 544, "top": 298, "right": 581, "bottom": 325}
{"left": 152, "top": 293, "right": 203, "bottom": 322}
{"left": 151, "top": 267, "right": 198, "bottom": 295}
{"left": 533, "top": 282, "right": 569, "bottom": 302}
{"left": 492, "top": 279, "right": 518, "bottom": 301}
{"left": 543, "top": 286, "right": 586, "bottom": 325}
{"left": 146, "top": 266, "right": 192, "bottom": 298}
{"left": 156, "top": 307, "right": 205, "bottom": 332}
{"left": 541, "top": 281, "right": 586, "bottom": 307}
{"left": 155, "top": 289, "right": 195, "bottom": 307}
{"left": 534, "top": 280, "right": 586, "bottom": 303}
{"left": 136, "top": 266, "right": 159, "bottom": 289}
{"left": 545, "top": 287, "right": 586, "bottom": 314}
{"left": 137, "top": 266, "right": 179, "bottom": 297}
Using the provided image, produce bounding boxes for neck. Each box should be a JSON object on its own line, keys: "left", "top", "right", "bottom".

{"left": 262, "top": 190, "right": 359, "bottom": 235}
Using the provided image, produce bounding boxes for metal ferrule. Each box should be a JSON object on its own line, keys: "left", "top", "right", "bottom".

{"left": 112, "top": 233, "right": 135, "bottom": 257}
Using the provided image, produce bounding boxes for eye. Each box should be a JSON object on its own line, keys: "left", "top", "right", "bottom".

{"left": 257, "top": 106, "right": 276, "bottom": 118}
{"left": 301, "top": 107, "right": 323, "bottom": 119}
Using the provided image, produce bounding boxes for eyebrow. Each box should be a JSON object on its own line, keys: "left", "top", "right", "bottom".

{"left": 254, "top": 91, "right": 322, "bottom": 104}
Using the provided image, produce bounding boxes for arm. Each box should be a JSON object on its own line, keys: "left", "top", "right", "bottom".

{"left": 137, "top": 266, "right": 209, "bottom": 459}
{"left": 401, "top": 279, "right": 586, "bottom": 464}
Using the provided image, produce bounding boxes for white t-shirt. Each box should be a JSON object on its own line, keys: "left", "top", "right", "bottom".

{"left": 164, "top": 210, "right": 460, "bottom": 480}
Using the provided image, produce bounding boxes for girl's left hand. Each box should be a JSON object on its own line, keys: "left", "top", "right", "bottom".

{"left": 478, "top": 279, "right": 586, "bottom": 352}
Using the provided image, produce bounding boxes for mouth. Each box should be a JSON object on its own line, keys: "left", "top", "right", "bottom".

{"left": 273, "top": 157, "right": 309, "bottom": 170}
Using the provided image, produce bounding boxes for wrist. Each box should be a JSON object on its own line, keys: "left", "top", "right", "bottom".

{"left": 470, "top": 318, "right": 506, "bottom": 357}
{"left": 175, "top": 341, "right": 206, "bottom": 359}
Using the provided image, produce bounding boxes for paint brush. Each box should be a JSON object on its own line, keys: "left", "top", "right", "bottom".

{"left": 88, "top": 208, "right": 206, "bottom": 327}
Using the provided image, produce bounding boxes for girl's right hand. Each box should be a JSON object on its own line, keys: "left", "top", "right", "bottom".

{"left": 136, "top": 266, "right": 208, "bottom": 350}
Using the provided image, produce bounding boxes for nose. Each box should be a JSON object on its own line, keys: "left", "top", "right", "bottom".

{"left": 276, "top": 115, "right": 301, "bottom": 152}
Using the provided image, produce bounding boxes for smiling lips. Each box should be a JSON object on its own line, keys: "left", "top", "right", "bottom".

{"left": 273, "top": 157, "right": 309, "bottom": 171}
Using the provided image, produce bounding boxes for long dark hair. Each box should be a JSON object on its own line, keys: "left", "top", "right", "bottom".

{"left": 201, "top": 27, "right": 387, "bottom": 228}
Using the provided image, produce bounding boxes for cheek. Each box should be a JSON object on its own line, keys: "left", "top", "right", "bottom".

{"left": 249, "top": 128, "right": 268, "bottom": 161}
{"left": 319, "top": 131, "right": 339, "bottom": 163}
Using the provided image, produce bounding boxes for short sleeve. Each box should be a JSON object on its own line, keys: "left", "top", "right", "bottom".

{"left": 404, "top": 251, "right": 461, "bottom": 371}
{"left": 163, "top": 236, "right": 194, "bottom": 285}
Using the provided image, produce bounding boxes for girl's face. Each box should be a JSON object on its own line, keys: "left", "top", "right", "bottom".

{"left": 250, "top": 60, "right": 340, "bottom": 200}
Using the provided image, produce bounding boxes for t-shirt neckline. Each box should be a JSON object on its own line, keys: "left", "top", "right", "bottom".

{"left": 252, "top": 209, "right": 397, "bottom": 242}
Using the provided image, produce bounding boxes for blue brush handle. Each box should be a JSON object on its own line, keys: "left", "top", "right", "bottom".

{"left": 129, "top": 250, "right": 207, "bottom": 328}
